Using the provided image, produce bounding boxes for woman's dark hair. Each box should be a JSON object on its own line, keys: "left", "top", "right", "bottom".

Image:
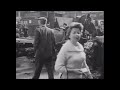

{"left": 65, "top": 22, "right": 83, "bottom": 40}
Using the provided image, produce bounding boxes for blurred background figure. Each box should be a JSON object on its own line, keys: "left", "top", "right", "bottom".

{"left": 54, "top": 18, "right": 60, "bottom": 29}
{"left": 84, "top": 14, "right": 97, "bottom": 37}
{"left": 16, "top": 28, "right": 20, "bottom": 38}
{"left": 22, "top": 24, "right": 29, "bottom": 37}
{"left": 100, "top": 21, "right": 104, "bottom": 34}
{"left": 62, "top": 23, "right": 69, "bottom": 42}
{"left": 96, "top": 20, "right": 104, "bottom": 36}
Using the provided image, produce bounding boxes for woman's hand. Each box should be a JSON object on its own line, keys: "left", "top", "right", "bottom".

{"left": 84, "top": 72, "right": 93, "bottom": 79}
{"left": 67, "top": 69, "right": 82, "bottom": 73}
{"left": 87, "top": 74, "right": 93, "bottom": 79}
{"left": 67, "top": 68, "right": 93, "bottom": 79}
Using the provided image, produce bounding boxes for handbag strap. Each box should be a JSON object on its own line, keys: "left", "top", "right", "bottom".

{"left": 65, "top": 66, "right": 68, "bottom": 79}
{"left": 59, "top": 67, "right": 68, "bottom": 79}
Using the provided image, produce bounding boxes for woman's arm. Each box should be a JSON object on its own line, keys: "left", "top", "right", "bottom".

{"left": 55, "top": 44, "right": 67, "bottom": 73}
{"left": 82, "top": 60, "right": 93, "bottom": 79}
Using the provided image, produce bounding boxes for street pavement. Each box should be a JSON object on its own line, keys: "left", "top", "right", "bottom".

{"left": 16, "top": 56, "right": 59, "bottom": 79}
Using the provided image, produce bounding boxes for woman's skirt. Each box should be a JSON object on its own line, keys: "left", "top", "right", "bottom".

{"left": 59, "top": 71, "right": 87, "bottom": 79}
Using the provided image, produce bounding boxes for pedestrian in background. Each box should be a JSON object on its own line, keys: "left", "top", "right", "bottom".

{"left": 32, "top": 17, "right": 56, "bottom": 79}
{"left": 62, "top": 23, "right": 69, "bottom": 42}
{"left": 22, "top": 25, "right": 28, "bottom": 37}
{"left": 84, "top": 14, "right": 97, "bottom": 37}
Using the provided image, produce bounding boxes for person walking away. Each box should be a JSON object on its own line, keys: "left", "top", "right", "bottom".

{"left": 32, "top": 17, "right": 56, "bottom": 79}
{"left": 84, "top": 14, "right": 97, "bottom": 37}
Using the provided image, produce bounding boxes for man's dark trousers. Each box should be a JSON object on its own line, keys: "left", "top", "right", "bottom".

{"left": 32, "top": 56, "right": 54, "bottom": 79}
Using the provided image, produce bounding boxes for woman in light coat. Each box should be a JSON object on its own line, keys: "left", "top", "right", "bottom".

{"left": 55, "top": 22, "right": 93, "bottom": 79}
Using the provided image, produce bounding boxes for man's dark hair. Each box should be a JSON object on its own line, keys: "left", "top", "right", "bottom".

{"left": 38, "top": 17, "right": 47, "bottom": 25}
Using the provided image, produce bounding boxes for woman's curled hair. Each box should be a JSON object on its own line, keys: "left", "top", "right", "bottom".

{"left": 65, "top": 22, "right": 84, "bottom": 40}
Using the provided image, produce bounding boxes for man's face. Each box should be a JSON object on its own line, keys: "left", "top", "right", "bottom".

{"left": 38, "top": 20, "right": 42, "bottom": 26}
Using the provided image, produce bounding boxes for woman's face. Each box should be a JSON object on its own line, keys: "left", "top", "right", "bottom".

{"left": 69, "top": 28, "right": 82, "bottom": 42}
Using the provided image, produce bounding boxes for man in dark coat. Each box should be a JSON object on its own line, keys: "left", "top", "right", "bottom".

{"left": 84, "top": 14, "right": 97, "bottom": 37}
{"left": 93, "top": 36, "right": 104, "bottom": 79}
{"left": 54, "top": 18, "right": 60, "bottom": 29}
{"left": 22, "top": 25, "right": 28, "bottom": 37}
{"left": 32, "top": 17, "right": 56, "bottom": 79}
